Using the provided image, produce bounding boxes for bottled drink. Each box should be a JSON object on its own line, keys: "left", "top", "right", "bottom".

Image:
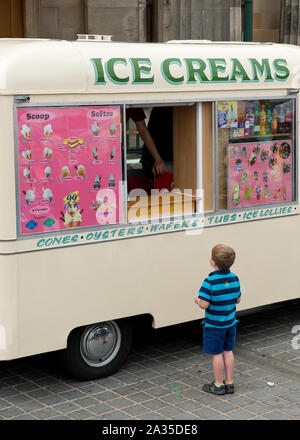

{"left": 245, "top": 108, "right": 254, "bottom": 136}
{"left": 259, "top": 104, "right": 266, "bottom": 135}
{"left": 284, "top": 102, "right": 292, "bottom": 133}
{"left": 266, "top": 105, "right": 272, "bottom": 135}
{"left": 254, "top": 105, "right": 260, "bottom": 135}
{"left": 278, "top": 104, "right": 285, "bottom": 133}
{"left": 271, "top": 105, "right": 278, "bottom": 134}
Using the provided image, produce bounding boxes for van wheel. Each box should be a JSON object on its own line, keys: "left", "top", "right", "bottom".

{"left": 62, "top": 320, "right": 133, "bottom": 380}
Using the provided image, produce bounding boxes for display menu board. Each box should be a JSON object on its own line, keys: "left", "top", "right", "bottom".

{"left": 228, "top": 140, "right": 293, "bottom": 209}
{"left": 17, "top": 106, "right": 122, "bottom": 235}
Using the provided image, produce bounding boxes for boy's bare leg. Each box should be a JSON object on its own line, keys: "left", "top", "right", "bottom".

{"left": 223, "top": 350, "right": 234, "bottom": 382}
{"left": 212, "top": 353, "right": 225, "bottom": 384}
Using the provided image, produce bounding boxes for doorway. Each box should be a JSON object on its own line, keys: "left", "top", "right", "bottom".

{"left": 0, "top": 0, "right": 25, "bottom": 38}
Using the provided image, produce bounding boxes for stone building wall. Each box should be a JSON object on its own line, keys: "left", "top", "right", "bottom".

{"left": 25, "top": 0, "right": 147, "bottom": 42}
{"left": 280, "top": 0, "right": 300, "bottom": 45}
{"left": 154, "top": 0, "right": 241, "bottom": 42}
{"left": 252, "top": 0, "right": 281, "bottom": 43}
{"left": 25, "top": 0, "right": 241, "bottom": 43}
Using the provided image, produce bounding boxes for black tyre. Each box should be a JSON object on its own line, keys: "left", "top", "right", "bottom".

{"left": 61, "top": 319, "right": 133, "bottom": 380}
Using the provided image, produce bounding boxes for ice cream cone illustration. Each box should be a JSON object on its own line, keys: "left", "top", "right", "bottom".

{"left": 21, "top": 124, "right": 31, "bottom": 139}
{"left": 24, "top": 167, "right": 31, "bottom": 180}
{"left": 109, "top": 123, "right": 117, "bottom": 136}
{"left": 23, "top": 189, "right": 36, "bottom": 204}
{"left": 108, "top": 173, "right": 115, "bottom": 187}
{"left": 93, "top": 146, "right": 98, "bottom": 161}
{"left": 42, "top": 187, "right": 53, "bottom": 202}
{"left": 94, "top": 175, "right": 101, "bottom": 190}
{"left": 22, "top": 146, "right": 32, "bottom": 160}
{"left": 44, "top": 147, "right": 53, "bottom": 159}
{"left": 110, "top": 146, "right": 116, "bottom": 160}
{"left": 44, "top": 166, "right": 51, "bottom": 178}
{"left": 63, "top": 207, "right": 83, "bottom": 228}
{"left": 91, "top": 122, "right": 99, "bottom": 136}
{"left": 44, "top": 124, "right": 53, "bottom": 138}
{"left": 75, "top": 165, "right": 86, "bottom": 177}
{"left": 61, "top": 166, "right": 71, "bottom": 178}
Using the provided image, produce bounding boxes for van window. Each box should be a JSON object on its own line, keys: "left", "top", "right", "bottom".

{"left": 217, "top": 98, "right": 296, "bottom": 211}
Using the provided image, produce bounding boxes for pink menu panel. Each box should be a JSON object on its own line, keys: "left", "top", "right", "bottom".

{"left": 18, "top": 106, "right": 122, "bottom": 235}
{"left": 228, "top": 140, "right": 293, "bottom": 209}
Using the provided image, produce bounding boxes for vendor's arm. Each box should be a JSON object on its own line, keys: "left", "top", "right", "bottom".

{"left": 135, "top": 120, "right": 166, "bottom": 176}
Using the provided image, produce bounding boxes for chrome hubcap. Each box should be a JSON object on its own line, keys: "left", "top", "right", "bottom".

{"left": 80, "top": 321, "right": 121, "bottom": 367}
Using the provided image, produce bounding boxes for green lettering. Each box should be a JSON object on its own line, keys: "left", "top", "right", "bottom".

{"left": 53, "top": 237, "right": 62, "bottom": 245}
{"left": 249, "top": 58, "right": 273, "bottom": 81}
{"left": 106, "top": 58, "right": 129, "bottom": 84}
{"left": 161, "top": 58, "right": 184, "bottom": 84}
{"left": 90, "top": 58, "right": 106, "bottom": 84}
{"left": 273, "top": 59, "right": 289, "bottom": 81}
{"left": 230, "top": 58, "right": 251, "bottom": 82}
{"left": 130, "top": 58, "right": 154, "bottom": 84}
{"left": 208, "top": 58, "right": 229, "bottom": 82}
{"left": 94, "top": 232, "right": 101, "bottom": 240}
{"left": 184, "top": 58, "right": 209, "bottom": 83}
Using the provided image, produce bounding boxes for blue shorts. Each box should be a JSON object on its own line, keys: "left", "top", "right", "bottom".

{"left": 203, "top": 324, "right": 237, "bottom": 355}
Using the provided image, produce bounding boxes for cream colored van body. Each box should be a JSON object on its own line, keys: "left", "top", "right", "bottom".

{"left": 0, "top": 39, "right": 298, "bottom": 373}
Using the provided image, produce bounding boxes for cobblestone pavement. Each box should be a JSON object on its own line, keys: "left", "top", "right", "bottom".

{"left": 0, "top": 300, "right": 300, "bottom": 420}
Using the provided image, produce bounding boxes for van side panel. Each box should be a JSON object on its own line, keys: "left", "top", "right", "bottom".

{"left": 0, "top": 255, "right": 18, "bottom": 360}
{"left": 16, "top": 214, "right": 300, "bottom": 358}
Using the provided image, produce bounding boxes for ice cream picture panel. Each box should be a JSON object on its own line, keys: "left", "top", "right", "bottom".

{"left": 17, "top": 106, "right": 122, "bottom": 235}
{"left": 229, "top": 140, "right": 293, "bottom": 209}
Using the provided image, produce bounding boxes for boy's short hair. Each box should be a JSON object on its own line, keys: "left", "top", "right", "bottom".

{"left": 212, "top": 244, "right": 236, "bottom": 270}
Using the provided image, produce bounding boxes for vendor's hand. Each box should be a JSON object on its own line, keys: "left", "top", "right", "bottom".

{"left": 152, "top": 159, "right": 166, "bottom": 176}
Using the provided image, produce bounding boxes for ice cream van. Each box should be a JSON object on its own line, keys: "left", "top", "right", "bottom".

{"left": 0, "top": 35, "right": 299, "bottom": 379}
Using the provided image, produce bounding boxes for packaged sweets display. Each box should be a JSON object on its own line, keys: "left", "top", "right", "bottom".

{"left": 228, "top": 140, "right": 293, "bottom": 209}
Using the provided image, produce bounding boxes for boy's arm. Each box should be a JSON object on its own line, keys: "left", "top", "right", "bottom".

{"left": 236, "top": 277, "right": 241, "bottom": 304}
{"left": 195, "top": 278, "right": 212, "bottom": 310}
{"left": 194, "top": 297, "right": 210, "bottom": 310}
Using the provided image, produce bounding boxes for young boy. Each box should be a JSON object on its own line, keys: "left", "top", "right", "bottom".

{"left": 194, "top": 244, "right": 241, "bottom": 395}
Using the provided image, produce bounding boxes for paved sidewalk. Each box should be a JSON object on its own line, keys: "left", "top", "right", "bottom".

{"left": 0, "top": 300, "right": 300, "bottom": 420}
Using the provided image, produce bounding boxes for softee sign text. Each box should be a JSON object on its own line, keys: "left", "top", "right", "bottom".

{"left": 90, "top": 57, "right": 289, "bottom": 86}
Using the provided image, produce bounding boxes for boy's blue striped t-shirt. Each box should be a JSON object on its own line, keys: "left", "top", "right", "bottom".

{"left": 198, "top": 269, "right": 241, "bottom": 328}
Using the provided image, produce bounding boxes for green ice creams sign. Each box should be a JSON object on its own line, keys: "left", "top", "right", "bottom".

{"left": 90, "top": 57, "right": 289, "bottom": 86}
